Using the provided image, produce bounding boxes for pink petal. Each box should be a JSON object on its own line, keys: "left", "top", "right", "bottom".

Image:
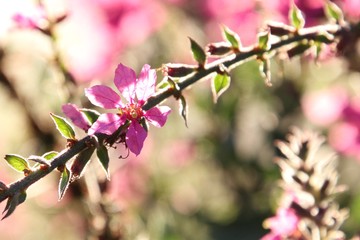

{"left": 144, "top": 106, "right": 171, "bottom": 127}
{"left": 12, "top": 13, "right": 37, "bottom": 29}
{"left": 88, "top": 113, "right": 125, "bottom": 135}
{"left": 114, "top": 63, "right": 136, "bottom": 103}
{"left": 85, "top": 85, "right": 123, "bottom": 109}
{"left": 136, "top": 64, "right": 156, "bottom": 102}
{"left": 126, "top": 122, "right": 147, "bottom": 156}
{"left": 62, "top": 103, "right": 90, "bottom": 131}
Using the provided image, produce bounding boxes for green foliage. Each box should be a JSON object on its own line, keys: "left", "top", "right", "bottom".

{"left": 211, "top": 73, "right": 231, "bottom": 103}
{"left": 289, "top": 3, "right": 305, "bottom": 29}
{"left": 189, "top": 37, "right": 206, "bottom": 66}
{"left": 80, "top": 108, "right": 100, "bottom": 125}
{"left": 257, "top": 31, "right": 270, "bottom": 50}
{"left": 96, "top": 145, "right": 110, "bottom": 180}
{"left": 179, "top": 95, "right": 188, "bottom": 127}
{"left": 42, "top": 151, "right": 58, "bottom": 161}
{"left": 50, "top": 113, "right": 76, "bottom": 139}
{"left": 222, "top": 25, "right": 241, "bottom": 49}
{"left": 325, "top": 1, "right": 344, "bottom": 23}
{"left": 4, "top": 154, "right": 30, "bottom": 173}
{"left": 58, "top": 166, "right": 71, "bottom": 200}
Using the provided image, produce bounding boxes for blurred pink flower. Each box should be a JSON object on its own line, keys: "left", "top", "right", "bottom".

{"left": 85, "top": 63, "right": 171, "bottom": 155}
{"left": 262, "top": 207, "right": 300, "bottom": 240}
{"left": 60, "top": 0, "right": 166, "bottom": 82}
{"left": 329, "top": 96, "right": 360, "bottom": 160}
{"left": 340, "top": 0, "right": 360, "bottom": 20}
{"left": 11, "top": 4, "right": 46, "bottom": 30}
{"left": 302, "top": 87, "right": 348, "bottom": 126}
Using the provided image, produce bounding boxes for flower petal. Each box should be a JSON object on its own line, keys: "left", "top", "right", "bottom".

{"left": 114, "top": 63, "right": 136, "bottom": 102}
{"left": 88, "top": 113, "right": 125, "bottom": 135}
{"left": 144, "top": 106, "right": 171, "bottom": 127}
{"left": 126, "top": 122, "right": 147, "bottom": 156}
{"left": 85, "top": 85, "right": 123, "bottom": 109}
{"left": 136, "top": 64, "right": 156, "bottom": 102}
{"left": 62, "top": 103, "right": 90, "bottom": 131}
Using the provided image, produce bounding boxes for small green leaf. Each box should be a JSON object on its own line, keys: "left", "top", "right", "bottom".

{"left": 42, "top": 151, "right": 58, "bottom": 161}
{"left": 222, "top": 25, "right": 241, "bottom": 49}
{"left": 179, "top": 95, "right": 188, "bottom": 127}
{"left": 211, "top": 73, "right": 231, "bottom": 103}
{"left": 4, "top": 154, "right": 30, "bottom": 173}
{"left": 80, "top": 109, "right": 100, "bottom": 125}
{"left": 259, "top": 58, "right": 272, "bottom": 87}
{"left": 325, "top": 1, "right": 344, "bottom": 23}
{"left": 70, "top": 147, "right": 95, "bottom": 180}
{"left": 257, "top": 31, "right": 270, "bottom": 50}
{"left": 289, "top": 3, "right": 305, "bottom": 29}
{"left": 50, "top": 113, "right": 76, "bottom": 139}
{"left": 58, "top": 167, "right": 71, "bottom": 200}
{"left": 189, "top": 37, "right": 206, "bottom": 66}
{"left": 96, "top": 145, "right": 110, "bottom": 180}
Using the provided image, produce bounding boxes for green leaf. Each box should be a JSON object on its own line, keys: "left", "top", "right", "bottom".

{"left": 96, "top": 145, "right": 110, "bottom": 180}
{"left": 4, "top": 154, "right": 30, "bottom": 173}
{"left": 325, "top": 1, "right": 344, "bottom": 23}
{"left": 80, "top": 109, "right": 100, "bottom": 125}
{"left": 189, "top": 37, "right": 206, "bottom": 66}
{"left": 179, "top": 95, "right": 188, "bottom": 127}
{"left": 259, "top": 58, "right": 272, "bottom": 87}
{"left": 289, "top": 3, "right": 305, "bottom": 29}
{"left": 58, "top": 167, "right": 71, "bottom": 200}
{"left": 211, "top": 73, "right": 231, "bottom": 103}
{"left": 50, "top": 113, "right": 76, "bottom": 139}
{"left": 70, "top": 147, "right": 95, "bottom": 179}
{"left": 42, "top": 151, "right": 58, "bottom": 161}
{"left": 257, "top": 31, "right": 270, "bottom": 50}
{"left": 222, "top": 25, "right": 241, "bottom": 49}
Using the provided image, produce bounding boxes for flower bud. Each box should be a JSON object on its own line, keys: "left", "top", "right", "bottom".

{"left": 206, "top": 42, "right": 233, "bottom": 57}
{"left": 267, "top": 21, "right": 295, "bottom": 36}
{"left": 162, "top": 63, "right": 196, "bottom": 78}
{"left": 287, "top": 43, "right": 311, "bottom": 58}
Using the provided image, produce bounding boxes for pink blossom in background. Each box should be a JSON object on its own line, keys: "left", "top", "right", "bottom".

{"left": 339, "top": 0, "right": 360, "bottom": 20}
{"left": 85, "top": 63, "right": 171, "bottom": 155}
{"left": 302, "top": 87, "right": 360, "bottom": 161}
{"left": 302, "top": 87, "right": 348, "bottom": 126}
{"left": 262, "top": 207, "right": 300, "bottom": 240}
{"left": 59, "top": 0, "right": 166, "bottom": 82}
{"left": 329, "top": 96, "right": 360, "bottom": 160}
{"left": 202, "top": 0, "right": 260, "bottom": 46}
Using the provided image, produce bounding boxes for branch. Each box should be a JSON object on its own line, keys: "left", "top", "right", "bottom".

{"left": 0, "top": 136, "right": 95, "bottom": 202}
{"left": 143, "top": 23, "right": 355, "bottom": 110}
{"left": 0, "top": 21, "right": 358, "bottom": 208}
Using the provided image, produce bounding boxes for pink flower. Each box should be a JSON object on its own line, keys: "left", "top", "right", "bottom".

{"left": 262, "top": 207, "right": 299, "bottom": 240}
{"left": 85, "top": 63, "right": 171, "bottom": 155}
{"left": 62, "top": 104, "right": 91, "bottom": 131}
{"left": 301, "top": 87, "right": 348, "bottom": 126}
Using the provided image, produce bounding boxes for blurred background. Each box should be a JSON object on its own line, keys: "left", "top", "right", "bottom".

{"left": 0, "top": 0, "right": 360, "bottom": 239}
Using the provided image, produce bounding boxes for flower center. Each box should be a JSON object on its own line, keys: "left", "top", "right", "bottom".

{"left": 121, "top": 103, "right": 143, "bottom": 121}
